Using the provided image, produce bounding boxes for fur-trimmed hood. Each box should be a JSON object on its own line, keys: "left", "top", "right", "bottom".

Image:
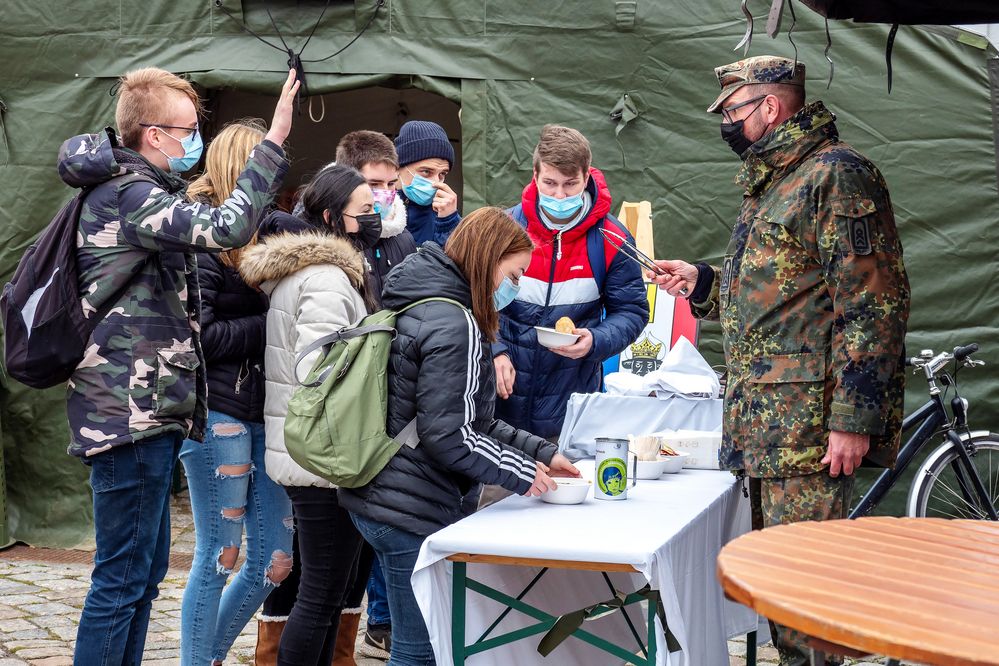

{"left": 380, "top": 195, "right": 408, "bottom": 239}
{"left": 239, "top": 231, "right": 366, "bottom": 292}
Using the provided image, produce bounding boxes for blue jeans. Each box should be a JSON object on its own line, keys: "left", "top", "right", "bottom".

{"left": 179, "top": 410, "right": 294, "bottom": 664}
{"left": 350, "top": 513, "right": 434, "bottom": 666}
{"left": 75, "top": 432, "right": 181, "bottom": 666}
{"left": 366, "top": 557, "right": 391, "bottom": 626}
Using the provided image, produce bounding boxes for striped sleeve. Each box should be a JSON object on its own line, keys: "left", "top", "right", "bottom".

{"left": 414, "top": 306, "right": 537, "bottom": 492}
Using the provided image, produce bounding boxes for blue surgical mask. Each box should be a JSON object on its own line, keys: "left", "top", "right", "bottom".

{"left": 402, "top": 170, "right": 437, "bottom": 207}
{"left": 537, "top": 190, "right": 584, "bottom": 219}
{"left": 156, "top": 126, "right": 203, "bottom": 173}
{"left": 493, "top": 276, "right": 520, "bottom": 311}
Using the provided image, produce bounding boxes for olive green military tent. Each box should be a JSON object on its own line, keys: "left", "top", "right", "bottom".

{"left": 1, "top": 1, "right": 998, "bottom": 547}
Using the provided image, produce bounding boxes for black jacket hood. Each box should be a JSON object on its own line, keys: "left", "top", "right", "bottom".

{"left": 381, "top": 242, "right": 473, "bottom": 310}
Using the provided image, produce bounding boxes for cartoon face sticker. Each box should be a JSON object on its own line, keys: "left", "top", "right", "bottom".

{"left": 597, "top": 458, "right": 628, "bottom": 496}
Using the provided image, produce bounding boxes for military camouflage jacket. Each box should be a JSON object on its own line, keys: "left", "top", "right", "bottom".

{"left": 692, "top": 102, "right": 910, "bottom": 478}
{"left": 57, "top": 131, "right": 288, "bottom": 457}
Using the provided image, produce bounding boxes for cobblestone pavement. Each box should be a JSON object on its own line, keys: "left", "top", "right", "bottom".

{"left": 0, "top": 491, "right": 915, "bottom": 664}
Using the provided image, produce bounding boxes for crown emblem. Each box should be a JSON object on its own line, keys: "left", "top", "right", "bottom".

{"left": 630, "top": 336, "right": 664, "bottom": 360}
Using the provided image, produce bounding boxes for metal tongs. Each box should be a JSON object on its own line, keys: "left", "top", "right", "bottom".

{"left": 599, "top": 227, "right": 688, "bottom": 296}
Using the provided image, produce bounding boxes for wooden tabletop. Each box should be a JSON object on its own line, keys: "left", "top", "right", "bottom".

{"left": 716, "top": 517, "right": 999, "bottom": 666}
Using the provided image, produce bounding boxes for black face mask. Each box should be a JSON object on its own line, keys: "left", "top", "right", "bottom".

{"left": 719, "top": 97, "right": 767, "bottom": 160}
{"left": 720, "top": 120, "right": 754, "bottom": 160}
{"left": 345, "top": 212, "right": 382, "bottom": 250}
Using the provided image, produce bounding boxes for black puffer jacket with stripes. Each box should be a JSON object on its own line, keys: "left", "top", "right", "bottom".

{"left": 339, "top": 243, "right": 557, "bottom": 537}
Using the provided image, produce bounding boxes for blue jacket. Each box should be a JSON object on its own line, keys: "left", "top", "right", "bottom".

{"left": 402, "top": 192, "right": 461, "bottom": 246}
{"left": 495, "top": 168, "right": 649, "bottom": 438}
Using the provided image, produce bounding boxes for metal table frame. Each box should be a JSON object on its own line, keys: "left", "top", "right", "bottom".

{"left": 448, "top": 552, "right": 758, "bottom": 666}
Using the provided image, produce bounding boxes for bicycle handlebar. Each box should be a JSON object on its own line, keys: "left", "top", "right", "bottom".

{"left": 954, "top": 343, "right": 979, "bottom": 362}
{"left": 907, "top": 343, "right": 983, "bottom": 378}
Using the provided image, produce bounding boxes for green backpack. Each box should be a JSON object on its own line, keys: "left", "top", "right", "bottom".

{"left": 284, "top": 297, "right": 467, "bottom": 488}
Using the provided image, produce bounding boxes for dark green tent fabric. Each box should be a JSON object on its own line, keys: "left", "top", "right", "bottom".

{"left": 1, "top": 1, "right": 997, "bottom": 546}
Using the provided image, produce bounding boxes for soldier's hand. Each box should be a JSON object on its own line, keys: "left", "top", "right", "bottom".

{"left": 648, "top": 260, "right": 697, "bottom": 298}
{"left": 822, "top": 430, "right": 870, "bottom": 477}
{"left": 265, "top": 69, "right": 301, "bottom": 147}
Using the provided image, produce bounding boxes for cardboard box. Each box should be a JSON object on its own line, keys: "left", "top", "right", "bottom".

{"left": 659, "top": 430, "right": 723, "bottom": 470}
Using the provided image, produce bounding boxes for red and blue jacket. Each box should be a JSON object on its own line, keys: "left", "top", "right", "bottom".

{"left": 495, "top": 168, "right": 649, "bottom": 438}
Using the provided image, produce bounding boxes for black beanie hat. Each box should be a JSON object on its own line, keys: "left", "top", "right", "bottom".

{"left": 395, "top": 120, "right": 454, "bottom": 168}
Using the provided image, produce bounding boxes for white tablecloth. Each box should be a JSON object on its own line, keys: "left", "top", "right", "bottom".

{"left": 412, "top": 463, "right": 756, "bottom": 665}
{"left": 558, "top": 393, "right": 723, "bottom": 459}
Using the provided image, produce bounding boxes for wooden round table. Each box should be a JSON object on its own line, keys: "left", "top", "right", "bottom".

{"left": 717, "top": 517, "right": 999, "bottom": 666}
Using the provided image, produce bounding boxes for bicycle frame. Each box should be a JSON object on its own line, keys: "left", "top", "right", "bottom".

{"left": 849, "top": 391, "right": 999, "bottom": 519}
{"left": 849, "top": 398, "right": 946, "bottom": 518}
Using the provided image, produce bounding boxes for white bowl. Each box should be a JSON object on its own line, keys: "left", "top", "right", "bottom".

{"left": 535, "top": 326, "right": 580, "bottom": 349}
{"left": 635, "top": 458, "right": 668, "bottom": 479}
{"left": 539, "top": 477, "right": 591, "bottom": 505}
{"left": 659, "top": 451, "right": 690, "bottom": 474}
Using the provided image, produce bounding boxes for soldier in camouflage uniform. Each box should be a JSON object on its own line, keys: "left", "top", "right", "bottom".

{"left": 651, "top": 56, "right": 910, "bottom": 665}
{"left": 58, "top": 67, "right": 299, "bottom": 664}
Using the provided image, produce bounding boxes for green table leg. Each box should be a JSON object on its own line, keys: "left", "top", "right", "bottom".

{"left": 747, "top": 630, "right": 757, "bottom": 666}
{"left": 453, "top": 561, "right": 467, "bottom": 666}
{"left": 646, "top": 590, "right": 658, "bottom": 665}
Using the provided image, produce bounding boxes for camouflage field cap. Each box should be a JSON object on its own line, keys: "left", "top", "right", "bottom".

{"left": 707, "top": 55, "right": 805, "bottom": 113}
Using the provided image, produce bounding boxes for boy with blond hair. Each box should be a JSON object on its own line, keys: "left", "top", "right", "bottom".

{"left": 58, "top": 67, "right": 298, "bottom": 663}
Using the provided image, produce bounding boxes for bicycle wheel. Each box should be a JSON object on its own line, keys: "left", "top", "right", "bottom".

{"left": 907, "top": 435, "right": 999, "bottom": 518}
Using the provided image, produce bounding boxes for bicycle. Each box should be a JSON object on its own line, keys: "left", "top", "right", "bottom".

{"left": 849, "top": 343, "right": 999, "bottom": 520}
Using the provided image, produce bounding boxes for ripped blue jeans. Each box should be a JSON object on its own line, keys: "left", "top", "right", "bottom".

{"left": 179, "top": 410, "right": 294, "bottom": 664}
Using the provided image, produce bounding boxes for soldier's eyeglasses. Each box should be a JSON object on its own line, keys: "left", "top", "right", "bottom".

{"left": 721, "top": 95, "right": 767, "bottom": 124}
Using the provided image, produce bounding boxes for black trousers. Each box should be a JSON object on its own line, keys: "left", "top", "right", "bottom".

{"left": 278, "top": 486, "right": 364, "bottom": 666}
{"left": 344, "top": 541, "right": 375, "bottom": 609}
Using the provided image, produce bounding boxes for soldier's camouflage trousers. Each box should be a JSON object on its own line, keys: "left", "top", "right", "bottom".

{"left": 749, "top": 471, "right": 856, "bottom": 666}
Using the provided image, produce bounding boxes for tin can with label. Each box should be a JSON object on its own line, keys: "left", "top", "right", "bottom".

{"left": 594, "top": 437, "right": 637, "bottom": 501}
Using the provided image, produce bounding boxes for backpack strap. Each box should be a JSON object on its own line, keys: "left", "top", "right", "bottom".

{"left": 509, "top": 203, "right": 527, "bottom": 226}
{"left": 394, "top": 296, "right": 469, "bottom": 315}
{"left": 586, "top": 218, "right": 608, "bottom": 290}
{"left": 294, "top": 323, "right": 396, "bottom": 387}
{"left": 80, "top": 172, "right": 154, "bottom": 333}
{"left": 294, "top": 298, "right": 469, "bottom": 386}
{"left": 394, "top": 417, "right": 420, "bottom": 449}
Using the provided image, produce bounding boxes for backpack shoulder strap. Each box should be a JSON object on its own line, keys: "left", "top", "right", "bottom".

{"left": 586, "top": 218, "right": 608, "bottom": 290}
{"left": 77, "top": 172, "right": 155, "bottom": 333}
{"left": 508, "top": 203, "right": 528, "bottom": 227}
{"left": 294, "top": 323, "right": 396, "bottom": 386}
{"left": 293, "top": 298, "right": 471, "bottom": 386}
{"left": 394, "top": 296, "right": 469, "bottom": 316}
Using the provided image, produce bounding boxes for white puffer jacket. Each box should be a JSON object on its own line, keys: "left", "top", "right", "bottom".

{"left": 240, "top": 231, "right": 368, "bottom": 488}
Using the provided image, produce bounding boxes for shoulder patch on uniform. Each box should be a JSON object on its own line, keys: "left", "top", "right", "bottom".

{"left": 849, "top": 217, "right": 872, "bottom": 255}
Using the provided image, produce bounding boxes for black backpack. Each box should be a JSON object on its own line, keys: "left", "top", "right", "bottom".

{"left": 1, "top": 178, "right": 139, "bottom": 388}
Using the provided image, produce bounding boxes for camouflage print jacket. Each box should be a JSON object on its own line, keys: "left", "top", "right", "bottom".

{"left": 692, "top": 102, "right": 910, "bottom": 478}
{"left": 57, "top": 130, "right": 288, "bottom": 458}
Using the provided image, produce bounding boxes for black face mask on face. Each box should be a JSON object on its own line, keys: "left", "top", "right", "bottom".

{"left": 719, "top": 97, "right": 768, "bottom": 160}
{"left": 345, "top": 212, "right": 383, "bottom": 251}
{"left": 720, "top": 120, "right": 754, "bottom": 159}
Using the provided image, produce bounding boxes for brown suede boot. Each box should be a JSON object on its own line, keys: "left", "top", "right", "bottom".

{"left": 255, "top": 619, "right": 286, "bottom": 666}
{"left": 332, "top": 611, "right": 362, "bottom": 666}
